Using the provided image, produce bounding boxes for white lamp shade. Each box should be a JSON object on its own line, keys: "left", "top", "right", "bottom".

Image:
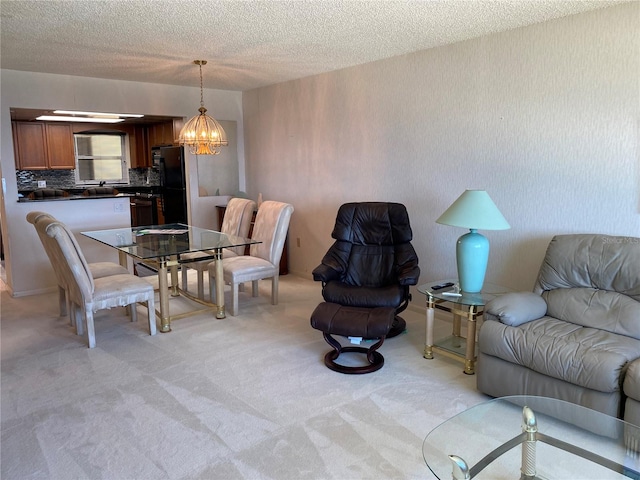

{"left": 436, "top": 190, "right": 510, "bottom": 230}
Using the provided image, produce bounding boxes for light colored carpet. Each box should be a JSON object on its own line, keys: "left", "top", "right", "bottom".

{"left": 1, "top": 272, "right": 488, "bottom": 479}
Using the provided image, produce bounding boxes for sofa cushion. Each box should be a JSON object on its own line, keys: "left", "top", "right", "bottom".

{"left": 479, "top": 317, "right": 640, "bottom": 393}
{"left": 542, "top": 288, "right": 640, "bottom": 339}
{"left": 486, "top": 292, "right": 547, "bottom": 326}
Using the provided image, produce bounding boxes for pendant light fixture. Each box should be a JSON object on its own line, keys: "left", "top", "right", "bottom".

{"left": 178, "top": 60, "right": 228, "bottom": 155}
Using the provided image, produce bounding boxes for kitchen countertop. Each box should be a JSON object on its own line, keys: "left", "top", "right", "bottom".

{"left": 18, "top": 186, "right": 161, "bottom": 202}
{"left": 18, "top": 193, "right": 135, "bottom": 203}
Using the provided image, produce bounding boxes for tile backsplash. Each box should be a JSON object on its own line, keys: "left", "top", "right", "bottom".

{"left": 17, "top": 168, "right": 161, "bottom": 190}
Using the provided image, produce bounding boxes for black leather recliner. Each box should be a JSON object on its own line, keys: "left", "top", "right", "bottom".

{"left": 310, "top": 202, "right": 420, "bottom": 373}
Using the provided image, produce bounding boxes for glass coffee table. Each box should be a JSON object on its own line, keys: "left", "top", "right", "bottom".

{"left": 423, "top": 396, "right": 640, "bottom": 479}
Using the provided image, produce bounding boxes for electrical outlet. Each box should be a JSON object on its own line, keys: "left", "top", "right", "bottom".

{"left": 38, "top": 180, "right": 46, "bottom": 188}
{"left": 296, "top": 237, "right": 301, "bottom": 247}
{"left": 113, "top": 202, "right": 124, "bottom": 213}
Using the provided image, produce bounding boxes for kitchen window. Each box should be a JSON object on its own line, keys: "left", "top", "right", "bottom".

{"left": 74, "top": 133, "right": 129, "bottom": 185}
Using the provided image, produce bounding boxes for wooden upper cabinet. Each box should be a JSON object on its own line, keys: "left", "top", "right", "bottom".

{"left": 13, "top": 122, "right": 49, "bottom": 170}
{"left": 131, "top": 124, "right": 151, "bottom": 168}
{"left": 45, "top": 123, "right": 75, "bottom": 169}
{"left": 171, "top": 118, "right": 184, "bottom": 144}
{"left": 148, "top": 120, "right": 184, "bottom": 147}
{"left": 13, "top": 118, "right": 185, "bottom": 171}
{"left": 13, "top": 121, "right": 75, "bottom": 170}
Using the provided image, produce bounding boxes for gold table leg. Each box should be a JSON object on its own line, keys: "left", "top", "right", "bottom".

{"left": 169, "top": 254, "right": 179, "bottom": 297}
{"left": 464, "top": 305, "right": 478, "bottom": 375}
{"left": 214, "top": 249, "right": 225, "bottom": 319}
{"left": 452, "top": 313, "right": 462, "bottom": 349}
{"left": 158, "top": 260, "right": 171, "bottom": 333}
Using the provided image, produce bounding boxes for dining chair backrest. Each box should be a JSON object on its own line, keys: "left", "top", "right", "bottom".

{"left": 27, "top": 211, "right": 63, "bottom": 278}
{"left": 221, "top": 198, "right": 256, "bottom": 256}
{"left": 28, "top": 211, "right": 72, "bottom": 317}
{"left": 38, "top": 217, "right": 95, "bottom": 305}
{"left": 249, "top": 200, "right": 294, "bottom": 265}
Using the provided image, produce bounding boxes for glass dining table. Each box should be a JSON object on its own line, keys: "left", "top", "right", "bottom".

{"left": 82, "top": 223, "right": 260, "bottom": 333}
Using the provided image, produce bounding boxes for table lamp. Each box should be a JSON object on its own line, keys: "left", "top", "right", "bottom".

{"left": 436, "top": 190, "right": 510, "bottom": 293}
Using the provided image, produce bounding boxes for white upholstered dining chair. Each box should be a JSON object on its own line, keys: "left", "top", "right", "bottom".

{"left": 27, "top": 211, "right": 130, "bottom": 322}
{"left": 208, "top": 200, "right": 294, "bottom": 316}
{"left": 38, "top": 216, "right": 156, "bottom": 348}
{"left": 180, "top": 197, "right": 256, "bottom": 300}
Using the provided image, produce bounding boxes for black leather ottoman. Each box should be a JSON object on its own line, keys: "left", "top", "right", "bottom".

{"left": 310, "top": 302, "right": 396, "bottom": 374}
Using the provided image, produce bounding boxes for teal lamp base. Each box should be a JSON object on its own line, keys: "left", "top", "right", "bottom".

{"left": 456, "top": 229, "right": 489, "bottom": 293}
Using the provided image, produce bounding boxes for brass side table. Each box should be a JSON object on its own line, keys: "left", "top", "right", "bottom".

{"left": 417, "top": 279, "right": 511, "bottom": 375}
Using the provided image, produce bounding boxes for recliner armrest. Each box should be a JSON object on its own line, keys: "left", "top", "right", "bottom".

{"left": 397, "top": 264, "right": 420, "bottom": 286}
{"left": 485, "top": 292, "right": 547, "bottom": 327}
{"left": 312, "top": 264, "right": 340, "bottom": 283}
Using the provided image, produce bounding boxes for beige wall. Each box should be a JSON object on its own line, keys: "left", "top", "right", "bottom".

{"left": 242, "top": 3, "right": 640, "bottom": 294}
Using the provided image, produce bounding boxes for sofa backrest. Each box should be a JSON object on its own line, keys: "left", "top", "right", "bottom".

{"left": 534, "top": 234, "right": 640, "bottom": 338}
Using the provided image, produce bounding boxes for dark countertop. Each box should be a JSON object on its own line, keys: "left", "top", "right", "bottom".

{"left": 18, "top": 185, "right": 161, "bottom": 202}
{"left": 18, "top": 193, "right": 134, "bottom": 203}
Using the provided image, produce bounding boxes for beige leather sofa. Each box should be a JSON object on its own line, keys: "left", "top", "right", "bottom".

{"left": 477, "top": 234, "right": 640, "bottom": 423}
{"left": 624, "top": 359, "right": 640, "bottom": 426}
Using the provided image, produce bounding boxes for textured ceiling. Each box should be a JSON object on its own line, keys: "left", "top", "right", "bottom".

{"left": 0, "top": 0, "right": 624, "bottom": 91}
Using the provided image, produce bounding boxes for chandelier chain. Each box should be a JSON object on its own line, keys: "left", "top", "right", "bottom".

{"left": 199, "top": 62, "right": 204, "bottom": 108}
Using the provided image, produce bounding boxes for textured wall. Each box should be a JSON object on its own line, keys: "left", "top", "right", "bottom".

{"left": 243, "top": 3, "right": 639, "bottom": 294}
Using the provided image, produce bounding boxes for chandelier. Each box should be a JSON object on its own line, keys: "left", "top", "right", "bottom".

{"left": 178, "top": 60, "right": 228, "bottom": 155}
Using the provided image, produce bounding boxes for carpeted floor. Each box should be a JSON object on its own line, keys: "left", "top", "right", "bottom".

{"left": 1, "top": 272, "right": 488, "bottom": 479}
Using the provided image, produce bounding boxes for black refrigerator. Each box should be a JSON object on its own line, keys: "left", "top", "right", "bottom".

{"left": 157, "top": 146, "right": 188, "bottom": 224}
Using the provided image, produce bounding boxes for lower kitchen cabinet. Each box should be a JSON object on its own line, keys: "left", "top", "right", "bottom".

{"left": 130, "top": 197, "right": 155, "bottom": 227}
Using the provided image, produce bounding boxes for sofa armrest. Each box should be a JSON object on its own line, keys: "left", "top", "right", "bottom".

{"left": 485, "top": 292, "right": 547, "bottom": 327}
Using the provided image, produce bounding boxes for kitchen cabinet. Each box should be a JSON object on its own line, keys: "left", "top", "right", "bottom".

{"left": 148, "top": 119, "right": 184, "bottom": 147}
{"left": 130, "top": 196, "right": 155, "bottom": 227}
{"left": 132, "top": 119, "right": 184, "bottom": 168}
{"left": 131, "top": 125, "right": 151, "bottom": 168}
{"left": 171, "top": 118, "right": 184, "bottom": 144}
{"left": 46, "top": 123, "right": 76, "bottom": 168}
{"left": 13, "top": 121, "right": 75, "bottom": 170}
{"left": 13, "top": 122, "right": 46, "bottom": 170}
{"left": 147, "top": 123, "right": 161, "bottom": 149}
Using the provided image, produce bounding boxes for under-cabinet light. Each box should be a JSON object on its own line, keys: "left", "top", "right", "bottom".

{"left": 53, "top": 110, "right": 144, "bottom": 118}
{"left": 36, "top": 115, "right": 125, "bottom": 124}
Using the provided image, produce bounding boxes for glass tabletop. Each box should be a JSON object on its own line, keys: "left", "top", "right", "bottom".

{"left": 417, "top": 278, "right": 512, "bottom": 307}
{"left": 82, "top": 223, "right": 260, "bottom": 260}
{"left": 423, "top": 395, "right": 640, "bottom": 479}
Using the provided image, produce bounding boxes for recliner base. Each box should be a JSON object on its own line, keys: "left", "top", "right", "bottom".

{"left": 323, "top": 333, "right": 385, "bottom": 374}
